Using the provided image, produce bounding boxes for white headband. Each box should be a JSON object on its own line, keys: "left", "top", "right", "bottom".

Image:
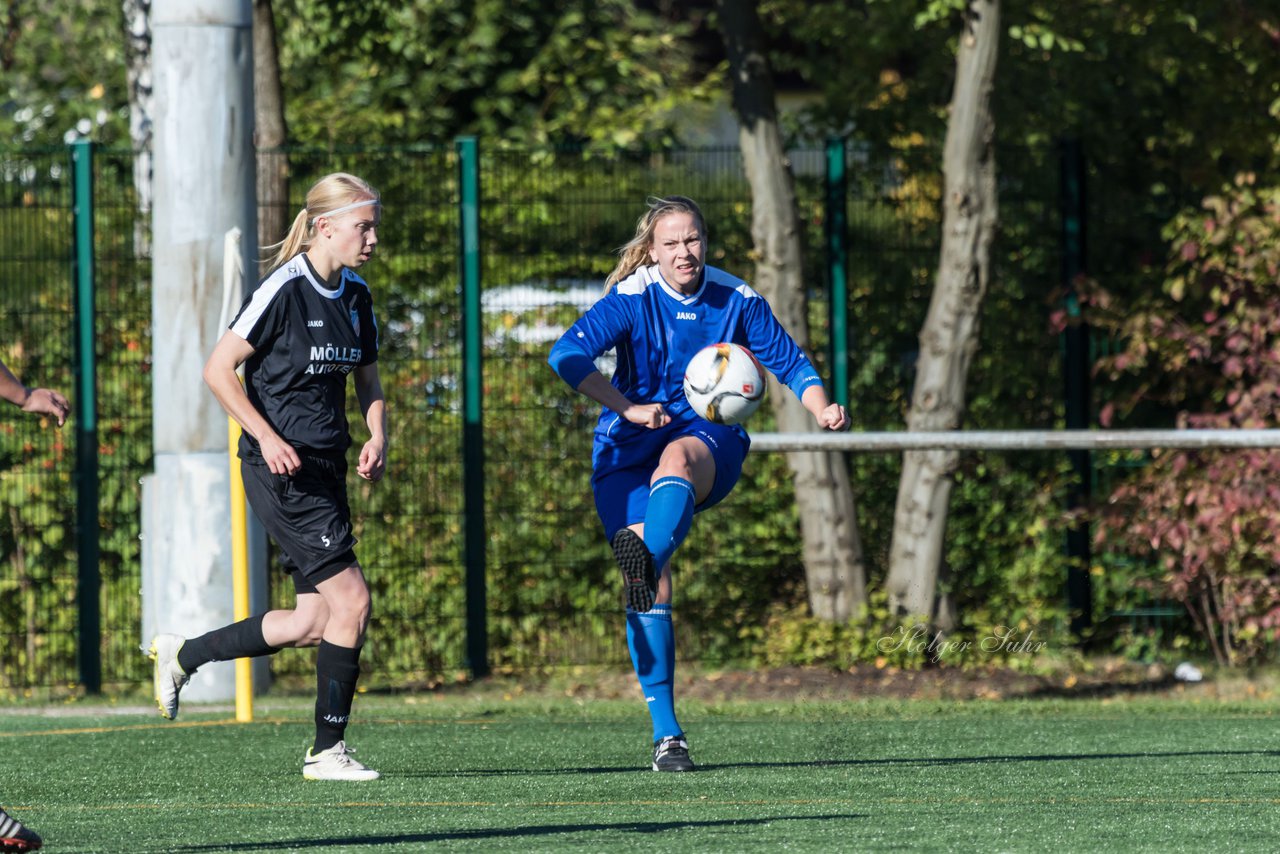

{"left": 311, "top": 198, "right": 380, "bottom": 220}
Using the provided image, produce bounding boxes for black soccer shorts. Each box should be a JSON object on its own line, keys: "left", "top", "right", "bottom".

{"left": 241, "top": 454, "right": 360, "bottom": 594}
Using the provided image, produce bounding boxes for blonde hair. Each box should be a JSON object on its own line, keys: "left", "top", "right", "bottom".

{"left": 265, "top": 172, "right": 380, "bottom": 273}
{"left": 603, "top": 195, "right": 707, "bottom": 294}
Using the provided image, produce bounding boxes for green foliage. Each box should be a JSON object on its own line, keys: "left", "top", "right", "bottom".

{"left": 757, "top": 588, "right": 1061, "bottom": 672}
{"left": 756, "top": 458, "right": 1073, "bottom": 673}
{"left": 760, "top": 0, "right": 1280, "bottom": 169}
{"left": 757, "top": 592, "right": 931, "bottom": 669}
{"left": 946, "top": 457, "right": 1073, "bottom": 636}
{"left": 0, "top": 1, "right": 130, "bottom": 147}
{"left": 0, "top": 148, "right": 153, "bottom": 692}
{"left": 3, "top": 139, "right": 1091, "bottom": 688}
{"left": 257, "top": 139, "right": 1049, "bottom": 679}
{"left": 0, "top": 140, "right": 1158, "bottom": 687}
{"left": 1, "top": 0, "right": 1270, "bottom": 687}
{"left": 0, "top": 149, "right": 73, "bottom": 688}
{"left": 911, "top": 0, "right": 969, "bottom": 32}
{"left": 275, "top": 0, "right": 722, "bottom": 148}
{"left": 3, "top": 0, "right": 724, "bottom": 150}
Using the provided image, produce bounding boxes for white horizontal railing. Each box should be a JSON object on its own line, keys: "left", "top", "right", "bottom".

{"left": 747, "top": 429, "right": 1280, "bottom": 453}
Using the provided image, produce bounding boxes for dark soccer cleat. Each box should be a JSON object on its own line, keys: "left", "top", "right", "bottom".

{"left": 611, "top": 528, "right": 658, "bottom": 612}
{"left": 0, "top": 807, "right": 42, "bottom": 852}
{"left": 652, "top": 735, "right": 695, "bottom": 772}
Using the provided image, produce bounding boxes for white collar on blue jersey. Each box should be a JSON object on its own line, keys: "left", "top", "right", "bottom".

{"left": 653, "top": 264, "right": 705, "bottom": 305}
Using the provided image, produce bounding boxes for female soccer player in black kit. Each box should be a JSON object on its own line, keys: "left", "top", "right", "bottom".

{"left": 149, "top": 172, "right": 388, "bottom": 781}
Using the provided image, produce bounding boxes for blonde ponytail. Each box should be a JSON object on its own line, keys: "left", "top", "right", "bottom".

{"left": 263, "top": 172, "right": 380, "bottom": 274}
{"left": 263, "top": 207, "right": 311, "bottom": 273}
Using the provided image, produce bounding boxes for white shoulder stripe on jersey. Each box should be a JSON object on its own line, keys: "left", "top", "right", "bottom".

{"left": 229, "top": 259, "right": 301, "bottom": 339}
{"left": 613, "top": 265, "right": 660, "bottom": 296}
{"left": 694, "top": 265, "right": 760, "bottom": 300}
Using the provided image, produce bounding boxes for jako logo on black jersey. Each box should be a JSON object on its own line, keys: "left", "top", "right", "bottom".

{"left": 676, "top": 311, "right": 697, "bottom": 320}
{"left": 307, "top": 320, "right": 324, "bottom": 327}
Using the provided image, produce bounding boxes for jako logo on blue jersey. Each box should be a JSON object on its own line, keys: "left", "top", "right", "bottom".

{"left": 676, "top": 311, "right": 697, "bottom": 320}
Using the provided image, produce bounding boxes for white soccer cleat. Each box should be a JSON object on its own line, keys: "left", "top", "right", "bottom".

{"left": 148, "top": 633, "right": 190, "bottom": 721}
{"left": 303, "top": 741, "right": 380, "bottom": 781}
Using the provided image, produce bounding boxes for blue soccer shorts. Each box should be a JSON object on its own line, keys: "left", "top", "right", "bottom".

{"left": 590, "top": 418, "right": 750, "bottom": 540}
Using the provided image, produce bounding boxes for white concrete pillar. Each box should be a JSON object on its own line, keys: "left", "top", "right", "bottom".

{"left": 142, "top": 0, "right": 264, "bottom": 702}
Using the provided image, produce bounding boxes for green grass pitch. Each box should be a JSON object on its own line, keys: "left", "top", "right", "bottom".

{"left": 4, "top": 682, "right": 1280, "bottom": 852}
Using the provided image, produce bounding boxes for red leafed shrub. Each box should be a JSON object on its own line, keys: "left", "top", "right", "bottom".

{"left": 1082, "top": 175, "right": 1280, "bottom": 665}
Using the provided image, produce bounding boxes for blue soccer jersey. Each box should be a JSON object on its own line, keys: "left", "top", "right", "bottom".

{"left": 549, "top": 264, "right": 823, "bottom": 443}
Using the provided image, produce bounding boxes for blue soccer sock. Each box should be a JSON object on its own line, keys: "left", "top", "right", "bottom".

{"left": 643, "top": 476, "right": 695, "bottom": 576}
{"left": 626, "top": 604, "right": 681, "bottom": 741}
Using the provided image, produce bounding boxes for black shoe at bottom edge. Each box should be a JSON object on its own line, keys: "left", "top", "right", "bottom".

{"left": 652, "top": 735, "right": 695, "bottom": 772}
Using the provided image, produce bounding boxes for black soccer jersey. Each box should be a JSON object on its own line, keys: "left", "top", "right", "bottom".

{"left": 229, "top": 253, "right": 380, "bottom": 459}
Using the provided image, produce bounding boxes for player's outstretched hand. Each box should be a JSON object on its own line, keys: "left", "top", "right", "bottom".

{"left": 357, "top": 437, "right": 386, "bottom": 482}
{"left": 817, "top": 403, "right": 850, "bottom": 432}
{"left": 23, "top": 386, "right": 70, "bottom": 427}
{"left": 625, "top": 403, "right": 670, "bottom": 430}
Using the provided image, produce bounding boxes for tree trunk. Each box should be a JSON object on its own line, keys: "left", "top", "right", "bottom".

{"left": 253, "top": 0, "right": 289, "bottom": 272}
{"left": 123, "top": 0, "right": 152, "bottom": 256}
{"left": 716, "top": 0, "right": 866, "bottom": 621}
{"left": 885, "top": 0, "right": 1000, "bottom": 622}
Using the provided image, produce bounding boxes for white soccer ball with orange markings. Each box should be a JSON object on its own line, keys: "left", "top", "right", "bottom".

{"left": 682, "top": 343, "right": 767, "bottom": 426}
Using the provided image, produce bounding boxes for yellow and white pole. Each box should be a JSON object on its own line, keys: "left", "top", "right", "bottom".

{"left": 222, "top": 225, "right": 253, "bottom": 723}
{"left": 229, "top": 417, "right": 253, "bottom": 722}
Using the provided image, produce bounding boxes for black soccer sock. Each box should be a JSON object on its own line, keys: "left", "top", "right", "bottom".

{"left": 313, "top": 640, "right": 363, "bottom": 752}
{"left": 176, "top": 614, "right": 281, "bottom": 674}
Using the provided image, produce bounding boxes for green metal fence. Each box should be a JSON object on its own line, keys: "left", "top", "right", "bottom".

{"left": 0, "top": 139, "right": 1158, "bottom": 693}
{"left": 0, "top": 147, "right": 80, "bottom": 691}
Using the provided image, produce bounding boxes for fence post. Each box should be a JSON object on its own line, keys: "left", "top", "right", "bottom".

{"left": 70, "top": 139, "right": 101, "bottom": 693}
{"left": 825, "top": 137, "right": 849, "bottom": 405}
{"left": 456, "top": 136, "right": 489, "bottom": 678}
{"left": 1060, "top": 138, "right": 1093, "bottom": 637}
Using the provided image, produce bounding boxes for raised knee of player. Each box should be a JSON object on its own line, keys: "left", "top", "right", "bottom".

{"left": 643, "top": 475, "right": 697, "bottom": 575}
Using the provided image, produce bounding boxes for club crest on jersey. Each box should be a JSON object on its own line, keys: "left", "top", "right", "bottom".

{"left": 350, "top": 309, "right": 361, "bottom": 336}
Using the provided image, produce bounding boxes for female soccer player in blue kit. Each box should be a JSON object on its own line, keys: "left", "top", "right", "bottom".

{"left": 549, "top": 195, "right": 850, "bottom": 772}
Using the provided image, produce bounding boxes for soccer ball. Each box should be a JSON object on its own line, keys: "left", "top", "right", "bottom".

{"left": 683, "top": 343, "right": 767, "bottom": 425}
